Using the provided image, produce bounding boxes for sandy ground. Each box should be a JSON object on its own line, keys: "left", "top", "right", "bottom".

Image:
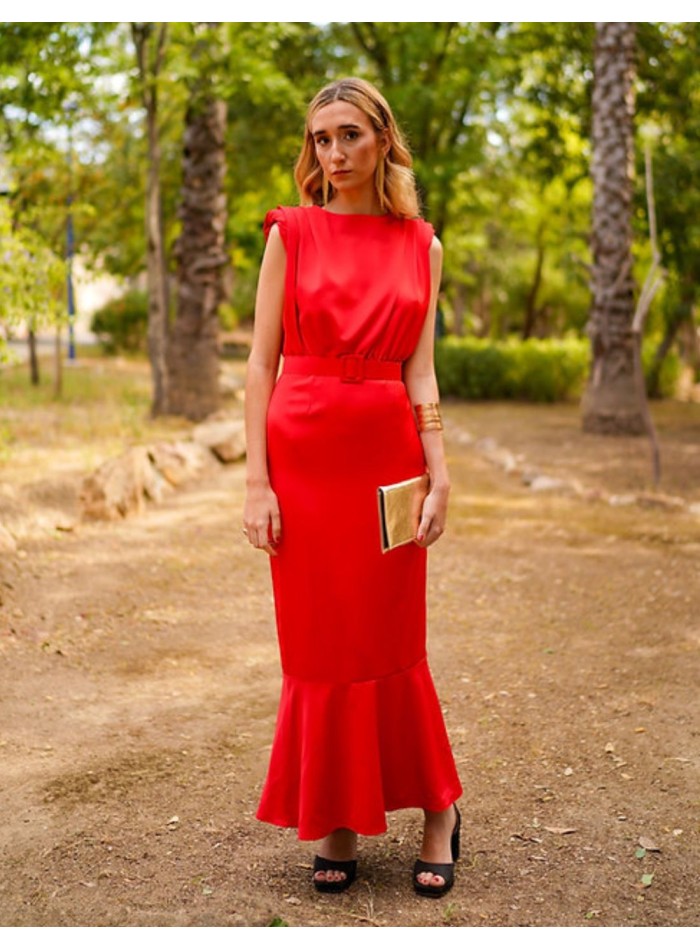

{"left": 1, "top": 398, "right": 699, "bottom": 928}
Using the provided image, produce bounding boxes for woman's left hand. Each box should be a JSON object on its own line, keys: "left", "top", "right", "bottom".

{"left": 415, "top": 482, "right": 450, "bottom": 548}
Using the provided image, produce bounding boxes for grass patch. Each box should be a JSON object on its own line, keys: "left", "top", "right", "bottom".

{"left": 0, "top": 355, "right": 192, "bottom": 470}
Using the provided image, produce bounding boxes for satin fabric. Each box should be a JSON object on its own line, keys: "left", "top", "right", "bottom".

{"left": 256, "top": 205, "right": 462, "bottom": 840}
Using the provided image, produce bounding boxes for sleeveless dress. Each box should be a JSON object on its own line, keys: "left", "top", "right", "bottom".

{"left": 256, "top": 205, "right": 462, "bottom": 841}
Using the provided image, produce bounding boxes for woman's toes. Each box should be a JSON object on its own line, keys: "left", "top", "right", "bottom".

{"left": 416, "top": 871, "right": 445, "bottom": 887}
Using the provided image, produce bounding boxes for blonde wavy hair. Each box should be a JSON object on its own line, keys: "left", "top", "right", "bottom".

{"left": 294, "top": 77, "right": 421, "bottom": 219}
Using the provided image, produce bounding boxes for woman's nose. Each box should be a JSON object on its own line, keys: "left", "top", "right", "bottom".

{"left": 329, "top": 139, "right": 345, "bottom": 163}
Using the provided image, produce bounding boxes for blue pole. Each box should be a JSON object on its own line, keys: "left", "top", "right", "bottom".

{"left": 67, "top": 200, "right": 75, "bottom": 360}
{"left": 66, "top": 111, "right": 76, "bottom": 362}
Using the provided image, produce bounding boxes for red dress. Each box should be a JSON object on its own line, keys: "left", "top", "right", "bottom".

{"left": 256, "top": 205, "right": 462, "bottom": 841}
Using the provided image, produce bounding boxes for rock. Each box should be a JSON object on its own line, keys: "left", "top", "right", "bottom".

{"left": 475, "top": 436, "right": 498, "bottom": 453}
{"left": 219, "top": 371, "right": 245, "bottom": 398}
{"left": 521, "top": 468, "right": 540, "bottom": 487}
{"left": 608, "top": 494, "right": 637, "bottom": 507}
{"left": 488, "top": 447, "right": 519, "bottom": 474}
{"left": 80, "top": 447, "right": 153, "bottom": 520}
{"left": 0, "top": 524, "right": 17, "bottom": 553}
{"left": 147, "top": 441, "right": 217, "bottom": 486}
{"left": 689, "top": 502, "right": 700, "bottom": 518}
{"left": 528, "top": 475, "right": 569, "bottom": 492}
{"left": 635, "top": 491, "right": 686, "bottom": 510}
{"left": 141, "top": 457, "right": 175, "bottom": 504}
{"left": 192, "top": 418, "right": 246, "bottom": 463}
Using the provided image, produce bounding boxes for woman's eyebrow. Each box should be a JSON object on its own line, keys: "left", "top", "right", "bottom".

{"left": 312, "top": 123, "right": 362, "bottom": 137}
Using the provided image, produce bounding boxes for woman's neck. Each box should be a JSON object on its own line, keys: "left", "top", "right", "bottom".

{"left": 326, "top": 187, "right": 383, "bottom": 216}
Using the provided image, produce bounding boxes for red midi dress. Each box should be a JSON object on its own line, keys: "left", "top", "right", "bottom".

{"left": 256, "top": 205, "right": 462, "bottom": 841}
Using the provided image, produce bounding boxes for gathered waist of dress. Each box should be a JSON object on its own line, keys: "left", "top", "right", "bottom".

{"left": 282, "top": 354, "right": 403, "bottom": 383}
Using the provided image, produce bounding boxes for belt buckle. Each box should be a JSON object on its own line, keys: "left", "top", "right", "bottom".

{"left": 341, "top": 355, "right": 364, "bottom": 383}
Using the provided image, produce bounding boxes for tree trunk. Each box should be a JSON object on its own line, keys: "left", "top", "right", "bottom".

{"left": 53, "top": 325, "right": 62, "bottom": 399}
{"left": 27, "top": 326, "right": 40, "bottom": 385}
{"left": 167, "top": 97, "right": 228, "bottom": 421}
{"left": 132, "top": 23, "right": 170, "bottom": 417}
{"left": 523, "top": 222, "right": 546, "bottom": 340}
{"left": 581, "top": 22, "right": 644, "bottom": 434}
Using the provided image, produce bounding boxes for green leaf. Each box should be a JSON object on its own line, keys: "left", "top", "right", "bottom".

{"left": 635, "top": 847, "right": 647, "bottom": 859}
{"left": 641, "top": 873, "right": 654, "bottom": 887}
{"left": 268, "top": 917, "right": 289, "bottom": 927}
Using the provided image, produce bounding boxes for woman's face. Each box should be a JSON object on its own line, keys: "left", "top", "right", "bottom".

{"left": 310, "top": 100, "right": 387, "bottom": 199}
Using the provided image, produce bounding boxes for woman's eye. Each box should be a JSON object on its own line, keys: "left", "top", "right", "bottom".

{"left": 345, "top": 131, "right": 358, "bottom": 141}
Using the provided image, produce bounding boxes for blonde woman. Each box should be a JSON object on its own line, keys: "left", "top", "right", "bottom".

{"left": 243, "top": 77, "right": 462, "bottom": 898}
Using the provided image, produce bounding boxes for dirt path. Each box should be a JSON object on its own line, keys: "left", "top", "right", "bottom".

{"left": 1, "top": 403, "right": 699, "bottom": 927}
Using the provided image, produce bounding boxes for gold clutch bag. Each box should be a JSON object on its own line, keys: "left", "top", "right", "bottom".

{"left": 377, "top": 473, "right": 430, "bottom": 553}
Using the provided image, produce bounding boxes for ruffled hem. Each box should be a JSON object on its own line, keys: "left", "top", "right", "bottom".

{"left": 256, "top": 656, "right": 463, "bottom": 841}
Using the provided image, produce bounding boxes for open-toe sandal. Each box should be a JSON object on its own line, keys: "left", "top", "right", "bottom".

{"left": 413, "top": 804, "right": 461, "bottom": 899}
{"left": 312, "top": 855, "right": 357, "bottom": 893}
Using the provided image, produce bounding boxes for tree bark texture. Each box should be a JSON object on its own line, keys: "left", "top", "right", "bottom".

{"left": 581, "top": 22, "right": 644, "bottom": 435}
{"left": 167, "top": 98, "right": 228, "bottom": 421}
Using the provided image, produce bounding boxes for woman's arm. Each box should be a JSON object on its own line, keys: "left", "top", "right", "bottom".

{"left": 402, "top": 236, "right": 449, "bottom": 548}
{"left": 243, "top": 223, "right": 285, "bottom": 555}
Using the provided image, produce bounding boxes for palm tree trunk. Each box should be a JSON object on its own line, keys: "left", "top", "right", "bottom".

{"left": 581, "top": 22, "right": 644, "bottom": 434}
{"left": 167, "top": 97, "right": 228, "bottom": 420}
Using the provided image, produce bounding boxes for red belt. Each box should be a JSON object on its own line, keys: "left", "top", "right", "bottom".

{"left": 282, "top": 354, "right": 403, "bottom": 383}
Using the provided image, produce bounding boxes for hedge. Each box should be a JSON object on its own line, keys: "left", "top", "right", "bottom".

{"left": 434, "top": 336, "right": 680, "bottom": 402}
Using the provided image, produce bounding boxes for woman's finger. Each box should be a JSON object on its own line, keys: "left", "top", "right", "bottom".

{"left": 416, "top": 512, "right": 432, "bottom": 545}
{"left": 271, "top": 510, "right": 282, "bottom": 544}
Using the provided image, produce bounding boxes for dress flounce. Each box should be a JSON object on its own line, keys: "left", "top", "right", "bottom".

{"left": 256, "top": 656, "right": 462, "bottom": 840}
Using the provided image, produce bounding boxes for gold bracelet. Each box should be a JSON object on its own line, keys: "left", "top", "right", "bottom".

{"left": 414, "top": 402, "right": 443, "bottom": 432}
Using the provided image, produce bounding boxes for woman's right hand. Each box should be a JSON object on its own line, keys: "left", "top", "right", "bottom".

{"left": 243, "top": 480, "right": 281, "bottom": 556}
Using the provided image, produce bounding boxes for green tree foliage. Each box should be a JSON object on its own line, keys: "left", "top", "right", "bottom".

{"left": 636, "top": 23, "right": 700, "bottom": 392}
{"left": 0, "top": 203, "right": 67, "bottom": 362}
{"left": 1, "top": 22, "right": 696, "bottom": 400}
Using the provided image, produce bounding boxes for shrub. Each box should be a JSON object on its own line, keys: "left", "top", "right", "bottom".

{"left": 435, "top": 335, "right": 681, "bottom": 402}
{"left": 91, "top": 290, "right": 148, "bottom": 354}
{"left": 435, "top": 336, "right": 589, "bottom": 402}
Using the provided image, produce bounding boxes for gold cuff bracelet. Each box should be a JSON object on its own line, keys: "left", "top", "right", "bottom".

{"left": 414, "top": 402, "right": 443, "bottom": 432}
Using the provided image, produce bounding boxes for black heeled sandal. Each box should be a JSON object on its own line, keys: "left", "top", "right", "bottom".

{"left": 312, "top": 855, "right": 358, "bottom": 894}
{"left": 413, "top": 804, "right": 461, "bottom": 898}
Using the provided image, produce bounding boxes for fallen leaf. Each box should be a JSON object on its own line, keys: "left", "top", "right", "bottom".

{"left": 641, "top": 873, "right": 654, "bottom": 888}
{"left": 544, "top": 826, "right": 577, "bottom": 835}
{"left": 512, "top": 833, "right": 543, "bottom": 843}
{"left": 638, "top": 836, "right": 660, "bottom": 852}
{"left": 634, "top": 727, "right": 646, "bottom": 734}
{"left": 635, "top": 847, "right": 646, "bottom": 859}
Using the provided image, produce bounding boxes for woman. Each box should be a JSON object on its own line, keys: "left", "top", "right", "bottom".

{"left": 243, "top": 77, "right": 463, "bottom": 898}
